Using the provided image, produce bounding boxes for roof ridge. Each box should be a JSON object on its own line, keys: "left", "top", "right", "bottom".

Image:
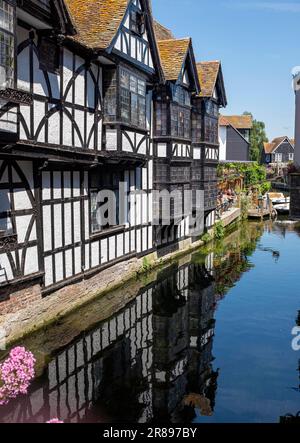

{"left": 157, "top": 37, "right": 191, "bottom": 43}
{"left": 197, "top": 60, "right": 220, "bottom": 64}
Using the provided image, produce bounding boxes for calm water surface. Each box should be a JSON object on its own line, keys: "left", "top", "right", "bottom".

{"left": 0, "top": 221, "right": 300, "bottom": 423}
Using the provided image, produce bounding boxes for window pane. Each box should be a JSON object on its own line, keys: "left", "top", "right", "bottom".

{"left": 0, "top": 30, "right": 14, "bottom": 89}
{"left": 119, "top": 68, "right": 146, "bottom": 128}
{"left": 90, "top": 170, "right": 121, "bottom": 233}
{"left": 138, "top": 96, "right": 146, "bottom": 127}
{"left": 131, "top": 92, "right": 138, "bottom": 126}
{"left": 90, "top": 191, "right": 100, "bottom": 233}
{"left": 171, "top": 104, "right": 178, "bottom": 137}
{"left": 0, "top": 1, "right": 14, "bottom": 33}
{"left": 130, "top": 11, "right": 138, "bottom": 34}
{"left": 0, "top": 188, "right": 12, "bottom": 235}
{"left": 104, "top": 70, "right": 117, "bottom": 122}
{"left": 120, "top": 87, "right": 130, "bottom": 121}
{"left": 120, "top": 69, "right": 129, "bottom": 90}
{"left": 178, "top": 109, "right": 184, "bottom": 137}
{"left": 184, "top": 108, "right": 190, "bottom": 138}
{"left": 130, "top": 75, "right": 137, "bottom": 93}
{"left": 138, "top": 79, "right": 146, "bottom": 96}
{"left": 192, "top": 111, "right": 201, "bottom": 142}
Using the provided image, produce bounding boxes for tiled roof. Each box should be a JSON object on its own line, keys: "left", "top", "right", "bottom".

{"left": 197, "top": 61, "right": 220, "bottom": 97}
{"left": 263, "top": 136, "right": 294, "bottom": 153}
{"left": 271, "top": 136, "right": 287, "bottom": 149}
{"left": 263, "top": 142, "right": 275, "bottom": 154}
{"left": 219, "top": 115, "right": 253, "bottom": 129}
{"left": 153, "top": 20, "right": 174, "bottom": 41}
{"left": 64, "top": 0, "right": 129, "bottom": 50}
{"left": 157, "top": 38, "right": 191, "bottom": 81}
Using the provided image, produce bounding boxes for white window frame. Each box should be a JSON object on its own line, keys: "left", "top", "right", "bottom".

{"left": 289, "top": 152, "right": 294, "bottom": 161}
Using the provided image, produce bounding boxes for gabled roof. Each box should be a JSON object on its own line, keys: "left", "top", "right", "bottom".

{"left": 219, "top": 115, "right": 253, "bottom": 129}
{"left": 196, "top": 61, "right": 227, "bottom": 107}
{"left": 263, "top": 136, "right": 294, "bottom": 154}
{"left": 153, "top": 20, "right": 174, "bottom": 41}
{"left": 64, "top": 0, "right": 164, "bottom": 82}
{"left": 64, "top": 0, "right": 129, "bottom": 50}
{"left": 156, "top": 38, "right": 200, "bottom": 93}
{"left": 197, "top": 61, "right": 220, "bottom": 97}
{"left": 263, "top": 142, "right": 276, "bottom": 154}
{"left": 157, "top": 38, "right": 191, "bottom": 81}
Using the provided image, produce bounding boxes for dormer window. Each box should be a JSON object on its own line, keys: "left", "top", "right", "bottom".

{"left": 0, "top": 0, "right": 15, "bottom": 90}
{"left": 130, "top": 10, "right": 145, "bottom": 36}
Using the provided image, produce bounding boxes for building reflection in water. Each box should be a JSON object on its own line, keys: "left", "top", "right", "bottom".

{"left": 0, "top": 224, "right": 263, "bottom": 424}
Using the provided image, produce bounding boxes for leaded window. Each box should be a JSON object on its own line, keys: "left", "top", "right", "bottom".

{"left": 155, "top": 101, "right": 167, "bottom": 136}
{"left": 90, "top": 169, "right": 123, "bottom": 233}
{"left": 204, "top": 116, "right": 218, "bottom": 144}
{"left": 130, "top": 10, "right": 145, "bottom": 36}
{"left": 0, "top": 0, "right": 14, "bottom": 90}
{"left": 171, "top": 104, "right": 190, "bottom": 139}
{"left": 192, "top": 110, "right": 201, "bottom": 143}
{"left": 104, "top": 68, "right": 147, "bottom": 128}
{"left": 172, "top": 85, "right": 190, "bottom": 106}
{"left": 0, "top": 187, "right": 13, "bottom": 235}
{"left": 104, "top": 69, "right": 117, "bottom": 122}
{"left": 206, "top": 100, "right": 219, "bottom": 117}
{"left": 120, "top": 68, "right": 146, "bottom": 129}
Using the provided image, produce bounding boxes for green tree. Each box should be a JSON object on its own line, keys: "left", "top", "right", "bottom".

{"left": 243, "top": 112, "right": 268, "bottom": 162}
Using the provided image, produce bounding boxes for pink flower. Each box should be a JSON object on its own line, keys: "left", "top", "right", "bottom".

{"left": 47, "top": 418, "right": 64, "bottom": 423}
{"left": 0, "top": 347, "right": 36, "bottom": 405}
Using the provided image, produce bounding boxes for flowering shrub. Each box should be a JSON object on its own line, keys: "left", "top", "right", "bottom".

{"left": 0, "top": 347, "right": 36, "bottom": 405}
{"left": 47, "top": 418, "right": 64, "bottom": 423}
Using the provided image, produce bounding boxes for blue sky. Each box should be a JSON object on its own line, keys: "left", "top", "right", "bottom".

{"left": 152, "top": 0, "right": 299, "bottom": 141}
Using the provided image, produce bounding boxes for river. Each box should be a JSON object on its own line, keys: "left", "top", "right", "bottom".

{"left": 0, "top": 220, "right": 299, "bottom": 423}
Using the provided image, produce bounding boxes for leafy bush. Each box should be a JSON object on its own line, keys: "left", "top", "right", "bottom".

{"left": 213, "top": 221, "right": 225, "bottom": 240}
{"left": 201, "top": 232, "right": 212, "bottom": 244}
{"left": 217, "top": 162, "right": 271, "bottom": 195}
{"left": 240, "top": 193, "right": 250, "bottom": 219}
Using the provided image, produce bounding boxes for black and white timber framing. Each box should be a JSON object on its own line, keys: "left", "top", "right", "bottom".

{"left": 0, "top": 0, "right": 227, "bottom": 294}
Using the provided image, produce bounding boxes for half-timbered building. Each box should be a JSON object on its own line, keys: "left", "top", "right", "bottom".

{"left": 0, "top": 0, "right": 164, "bottom": 295}
{"left": 0, "top": 1, "right": 228, "bottom": 325}
{"left": 194, "top": 62, "right": 227, "bottom": 228}
{"left": 152, "top": 30, "right": 201, "bottom": 250}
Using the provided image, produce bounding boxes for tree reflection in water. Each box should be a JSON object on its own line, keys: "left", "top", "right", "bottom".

{"left": 0, "top": 222, "right": 265, "bottom": 424}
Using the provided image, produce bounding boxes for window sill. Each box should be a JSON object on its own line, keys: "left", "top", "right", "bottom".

{"left": 103, "top": 120, "right": 149, "bottom": 134}
{"left": 90, "top": 225, "right": 126, "bottom": 240}
{"left": 153, "top": 135, "right": 192, "bottom": 143}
